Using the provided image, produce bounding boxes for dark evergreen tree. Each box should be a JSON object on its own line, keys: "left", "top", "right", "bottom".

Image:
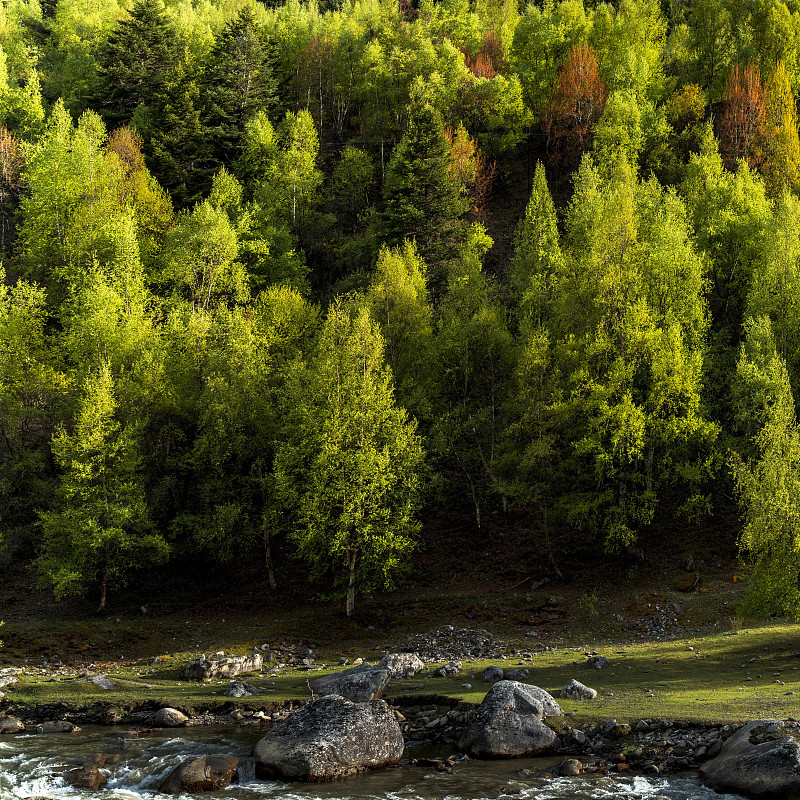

{"left": 95, "top": 0, "right": 178, "bottom": 128}
{"left": 203, "top": 8, "right": 277, "bottom": 166}
{"left": 381, "top": 104, "right": 468, "bottom": 277}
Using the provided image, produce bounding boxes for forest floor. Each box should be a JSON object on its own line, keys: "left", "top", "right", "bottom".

{"left": 2, "top": 499, "right": 799, "bottom": 726}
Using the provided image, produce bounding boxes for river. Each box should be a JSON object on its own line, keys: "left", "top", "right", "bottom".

{"left": 0, "top": 726, "right": 746, "bottom": 800}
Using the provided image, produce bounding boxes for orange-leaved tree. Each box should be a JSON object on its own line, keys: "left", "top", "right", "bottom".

{"left": 718, "top": 63, "right": 766, "bottom": 171}
{"left": 544, "top": 42, "right": 607, "bottom": 174}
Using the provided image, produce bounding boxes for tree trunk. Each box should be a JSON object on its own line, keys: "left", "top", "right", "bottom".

{"left": 264, "top": 524, "right": 276, "bottom": 590}
{"left": 346, "top": 564, "right": 355, "bottom": 618}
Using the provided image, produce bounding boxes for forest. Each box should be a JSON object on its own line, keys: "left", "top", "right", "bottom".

{"left": 1, "top": 0, "right": 800, "bottom": 619}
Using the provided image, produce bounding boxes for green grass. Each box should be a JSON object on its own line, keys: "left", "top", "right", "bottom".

{"left": 7, "top": 621, "right": 800, "bottom": 726}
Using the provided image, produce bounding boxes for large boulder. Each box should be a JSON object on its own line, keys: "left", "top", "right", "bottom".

{"left": 700, "top": 720, "right": 800, "bottom": 798}
{"left": 560, "top": 679, "right": 597, "bottom": 701}
{"left": 434, "top": 661, "right": 461, "bottom": 678}
{"left": 64, "top": 764, "right": 107, "bottom": 790}
{"left": 457, "top": 680, "right": 561, "bottom": 759}
{"left": 152, "top": 708, "right": 188, "bottom": 728}
{"left": 378, "top": 653, "right": 424, "bottom": 678}
{"left": 33, "top": 721, "right": 80, "bottom": 734}
{"left": 0, "top": 716, "right": 24, "bottom": 734}
{"left": 309, "top": 663, "right": 391, "bottom": 702}
{"left": 159, "top": 756, "right": 239, "bottom": 794}
{"left": 253, "top": 695, "right": 403, "bottom": 781}
{"left": 179, "top": 654, "right": 263, "bottom": 682}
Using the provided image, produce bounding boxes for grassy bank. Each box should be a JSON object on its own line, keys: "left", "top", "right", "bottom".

{"left": 5, "top": 621, "right": 800, "bottom": 727}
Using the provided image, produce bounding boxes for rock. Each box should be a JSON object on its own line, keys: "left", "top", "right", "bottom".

{"left": 559, "top": 758, "right": 583, "bottom": 776}
{"left": 378, "top": 653, "right": 424, "bottom": 678}
{"left": 505, "top": 669, "right": 529, "bottom": 681}
{"left": 399, "top": 627, "right": 506, "bottom": 661}
{"left": 309, "top": 663, "right": 391, "bottom": 702}
{"left": 159, "top": 756, "right": 239, "bottom": 794}
{"left": 587, "top": 656, "right": 608, "bottom": 670}
{"left": 482, "top": 666, "right": 504, "bottom": 683}
{"left": 0, "top": 676, "right": 18, "bottom": 689}
{"left": 0, "top": 668, "right": 23, "bottom": 676}
{"left": 570, "top": 730, "right": 586, "bottom": 745}
{"left": 434, "top": 661, "right": 462, "bottom": 678}
{"left": 34, "top": 721, "right": 80, "bottom": 734}
{"left": 0, "top": 716, "right": 24, "bottom": 734}
{"left": 224, "top": 681, "right": 260, "bottom": 698}
{"left": 457, "top": 681, "right": 561, "bottom": 758}
{"left": 179, "top": 654, "right": 263, "bottom": 682}
{"left": 700, "top": 720, "right": 800, "bottom": 798}
{"left": 65, "top": 764, "right": 107, "bottom": 790}
{"left": 88, "top": 674, "right": 118, "bottom": 690}
{"left": 153, "top": 708, "right": 188, "bottom": 728}
{"left": 677, "top": 571, "right": 701, "bottom": 592}
{"left": 253, "top": 695, "right": 403, "bottom": 781}
{"left": 560, "top": 679, "right": 597, "bottom": 701}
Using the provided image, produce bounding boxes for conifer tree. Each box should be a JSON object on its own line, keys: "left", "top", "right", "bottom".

{"left": 95, "top": 0, "right": 178, "bottom": 128}
{"left": 203, "top": 8, "right": 277, "bottom": 167}
{"left": 382, "top": 103, "right": 468, "bottom": 276}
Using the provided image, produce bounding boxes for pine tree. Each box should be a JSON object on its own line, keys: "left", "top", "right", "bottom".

{"left": 95, "top": 0, "right": 178, "bottom": 128}
{"left": 37, "top": 363, "right": 167, "bottom": 612}
{"left": 203, "top": 8, "right": 277, "bottom": 167}
{"left": 382, "top": 104, "right": 468, "bottom": 276}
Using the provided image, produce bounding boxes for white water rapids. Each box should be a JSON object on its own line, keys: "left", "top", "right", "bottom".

{"left": 0, "top": 727, "right": 746, "bottom": 800}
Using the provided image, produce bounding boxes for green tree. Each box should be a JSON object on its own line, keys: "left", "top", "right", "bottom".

{"left": 38, "top": 363, "right": 167, "bottom": 612}
{"left": 382, "top": 103, "right": 469, "bottom": 277}
{"left": 94, "top": 0, "right": 179, "bottom": 129}
{"left": 275, "top": 301, "right": 424, "bottom": 617}
{"left": 510, "top": 160, "right": 563, "bottom": 322}
{"left": 731, "top": 317, "right": 800, "bottom": 618}
{"left": 203, "top": 8, "right": 276, "bottom": 166}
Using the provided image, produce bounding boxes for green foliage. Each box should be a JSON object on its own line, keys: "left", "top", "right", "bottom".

{"left": 732, "top": 319, "right": 800, "bottom": 619}
{"left": 38, "top": 362, "right": 168, "bottom": 611}
{"left": 275, "top": 300, "right": 424, "bottom": 617}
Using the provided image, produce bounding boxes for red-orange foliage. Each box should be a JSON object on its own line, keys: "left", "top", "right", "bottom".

{"left": 0, "top": 126, "right": 24, "bottom": 257}
{"left": 463, "top": 30, "right": 504, "bottom": 79}
{"left": 544, "top": 42, "right": 607, "bottom": 171}
{"left": 444, "top": 125, "right": 498, "bottom": 220}
{"left": 718, "top": 63, "right": 766, "bottom": 171}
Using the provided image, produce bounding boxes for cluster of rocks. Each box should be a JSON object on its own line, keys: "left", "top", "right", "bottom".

{"left": 398, "top": 627, "right": 509, "bottom": 661}
{"left": 257, "top": 643, "right": 317, "bottom": 670}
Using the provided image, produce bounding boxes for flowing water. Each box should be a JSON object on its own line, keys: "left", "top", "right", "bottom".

{"left": 0, "top": 727, "right": 745, "bottom": 800}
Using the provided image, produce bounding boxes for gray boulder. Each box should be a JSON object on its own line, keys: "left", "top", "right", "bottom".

{"left": 560, "top": 679, "right": 597, "bottom": 701}
{"left": 160, "top": 756, "right": 239, "bottom": 794}
{"left": 0, "top": 676, "right": 18, "bottom": 689}
{"left": 700, "top": 720, "right": 800, "bottom": 798}
{"left": 457, "top": 680, "right": 562, "bottom": 758}
{"left": 434, "top": 661, "right": 462, "bottom": 678}
{"left": 224, "top": 681, "right": 260, "bottom": 698}
{"left": 482, "top": 666, "right": 504, "bottom": 683}
{"left": 179, "top": 654, "right": 263, "bottom": 682}
{"left": 309, "top": 663, "right": 390, "bottom": 702}
{"left": 0, "top": 716, "right": 24, "bottom": 734}
{"left": 34, "top": 721, "right": 80, "bottom": 734}
{"left": 253, "top": 695, "right": 403, "bottom": 781}
{"left": 64, "top": 764, "right": 107, "bottom": 790}
{"left": 378, "top": 653, "right": 424, "bottom": 678}
{"left": 505, "top": 669, "right": 529, "bottom": 681}
{"left": 88, "top": 675, "right": 118, "bottom": 690}
{"left": 587, "top": 656, "right": 608, "bottom": 669}
{"left": 152, "top": 708, "right": 188, "bottom": 727}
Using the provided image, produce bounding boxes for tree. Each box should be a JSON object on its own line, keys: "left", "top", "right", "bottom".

{"left": 718, "top": 63, "right": 766, "bottom": 171}
{"left": 94, "top": 0, "right": 178, "bottom": 128}
{"left": 510, "top": 160, "right": 562, "bottom": 322}
{"left": 275, "top": 301, "right": 424, "bottom": 617}
{"left": 731, "top": 317, "right": 800, "bottom": 618}
{"left": 543, "top": 42, "right": 607, "bottom": 173}
{"left": 38, "top": 362, "right": 168, "bottom": 612}
{"left": 203, "top": 8, "right": 276, "bottom": 166}
{"left": 762, "top": 61, "right": 800, "bottom": 198}
{"left": 0, "top": 126, "right": 23, "bottom": 261}
{"left": 382, "top": 103, "right": 469, "bottom": 277}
